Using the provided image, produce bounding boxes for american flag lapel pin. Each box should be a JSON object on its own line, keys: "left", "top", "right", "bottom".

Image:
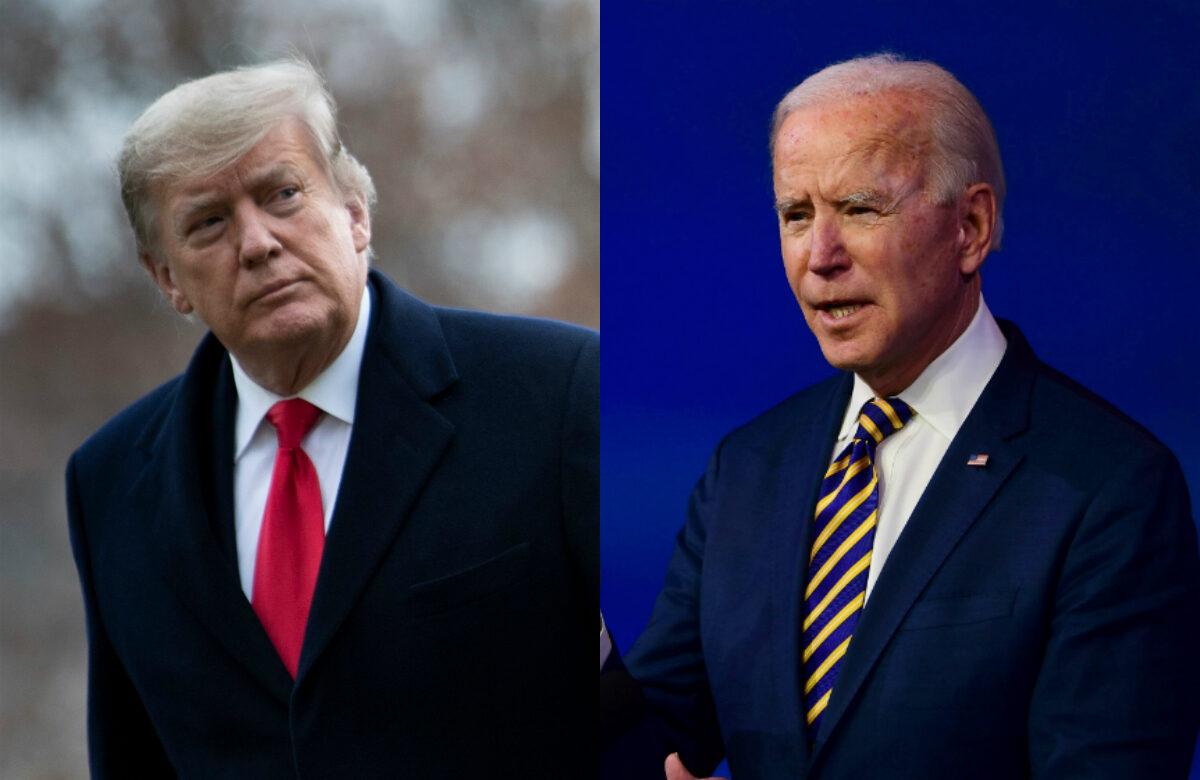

{"left": 967, "top": 453, "right": 989, "bottom": 467}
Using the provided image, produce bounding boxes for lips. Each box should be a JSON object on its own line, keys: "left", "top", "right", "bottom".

{"left": 252, "top": 278, "right": 301, "bottom": 304}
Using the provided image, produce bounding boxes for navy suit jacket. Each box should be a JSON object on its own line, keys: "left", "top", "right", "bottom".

{"left": 604, "top": 322, "right": 1200, "bottom": 779}
{"left": 67, "top": 270, "right": 598, "bottom": 778}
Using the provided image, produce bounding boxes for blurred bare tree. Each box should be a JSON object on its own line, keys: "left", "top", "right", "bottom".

{"left": 0, "top": 0, "right": 598, "bottom": 775}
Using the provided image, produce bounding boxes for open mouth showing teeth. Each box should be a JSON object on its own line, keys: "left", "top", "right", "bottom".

{"left": 827, "top": 304, "right": 863, "bottom": 320}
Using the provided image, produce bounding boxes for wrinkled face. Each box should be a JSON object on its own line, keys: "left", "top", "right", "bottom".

{"left": 144, "top": 118, "right": 370, "bottom": 363}
{"left": 773, "top": 94, "right": 978, "bottom": 393}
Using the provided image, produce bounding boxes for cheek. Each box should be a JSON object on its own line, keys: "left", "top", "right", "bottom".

{"left": 897, "top": 214, "right": 946, "bottom": 265}
{"left": 891, "top": 254, "right": 957, "bottom": 321}
{"left": 171, "top": 258, "right": 214, "bottom": 298}
{"left": 780, "top": 236, "right": 808, "bottom": 281}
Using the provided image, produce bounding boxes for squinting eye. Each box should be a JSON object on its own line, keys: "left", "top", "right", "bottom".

{"left": 847, "top": 206, "right": 879, "bottom": 217}
{"left": 191, "top": 215, "right": 223, "bottom": 234}
{"left": 277, "top": 186, "right": 299, "bottom": 200}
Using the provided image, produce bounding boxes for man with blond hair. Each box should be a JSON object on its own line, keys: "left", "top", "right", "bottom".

{"left": 602, "top": 54, "right": 1199, "bottom": 779}
{"left": 67, "top": 59, "right": 597, "bottom": 777}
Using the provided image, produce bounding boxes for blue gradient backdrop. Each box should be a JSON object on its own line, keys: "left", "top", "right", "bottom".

{"left": 601, "top": 1, "right": 1200, "bottom": 773}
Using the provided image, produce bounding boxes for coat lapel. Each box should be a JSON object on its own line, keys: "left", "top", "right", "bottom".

{"left": 809, "top": 323, "right": 1036, "bottom": 763}
{"left": 144, "top": 335, "right": 294, "bottom": 702}
{"left": 296, "top": 272, "right": 458, "bottom": 682}
{"left": 765, "top": 373, "right": 853, "bottom": 770}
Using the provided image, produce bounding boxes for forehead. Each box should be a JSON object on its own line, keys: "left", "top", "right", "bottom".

{"left": 160, "top": 118, "right": 324, "bottom": 208}
{"left": 772, "top": 93, "right": 931, "bottom": 192}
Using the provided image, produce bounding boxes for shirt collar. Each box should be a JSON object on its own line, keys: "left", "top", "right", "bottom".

{"left": 231, "top": 284, "right": 372, "bottom": 460}
{"left": 837, "top": 296, "right": 1007, "bottom": 443}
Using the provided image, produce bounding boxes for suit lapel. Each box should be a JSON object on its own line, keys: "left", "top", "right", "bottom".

{"left": 765, "top": 373, "right": 852, "bottom": 769}
{"left": 296, "top": 272, "right": 458, "bottom": 682}
{"left": 809, "top": 324, "right": 1036, "bottom": 763}
{"left": 144, "top": 335, "right": 294, "bottom": 702}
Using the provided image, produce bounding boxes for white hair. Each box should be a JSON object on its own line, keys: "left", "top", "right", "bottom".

{"left": 118, "top": 58, "right": 376, "bottom": 259}
{"left": 771, "top": 53, "right": 1006, "bottom": 248}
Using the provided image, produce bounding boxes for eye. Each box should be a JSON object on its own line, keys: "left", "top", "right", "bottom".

{"left": 846, "top": 205, "right": 877, "bottom": 217}
{"left": 266, "top": 185, "right": 303, "bottom": 213}
{"left": 783, "top": 210, "right": 812, "bottom": 225}
{"left": 189, "top": 214, "right": 224, "bottom": 235}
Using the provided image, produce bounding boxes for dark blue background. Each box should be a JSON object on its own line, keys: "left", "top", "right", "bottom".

{"left": 601, "top": 1, "right": 1200, "bottom": 774}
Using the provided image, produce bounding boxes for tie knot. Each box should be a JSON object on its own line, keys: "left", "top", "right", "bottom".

{"left": 855, "top": 396, "right": 913, "bottom": 445}
{"left": 267, "top": 399, "right": 322, "bottom": 449}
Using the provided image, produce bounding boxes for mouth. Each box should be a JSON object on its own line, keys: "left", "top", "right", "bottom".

{"left": 252, "top": 279, "right": 302, "bottom": 304}
{"left": 811, "top": 300, "right": 870, "bottom": 325}
{"left": 824, "top": 303, "right": 863, "bottom": 320}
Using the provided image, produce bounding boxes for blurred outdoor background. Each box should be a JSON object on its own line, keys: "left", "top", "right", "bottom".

{"left": 0, "top": 0, "right": 598, "bottom": 775}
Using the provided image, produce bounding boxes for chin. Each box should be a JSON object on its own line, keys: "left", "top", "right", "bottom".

{"left": 253, "top": 305, "right": 335, "bottom": 346}
{"left": 816, "top": 338, "right": 880, "bottom": 376}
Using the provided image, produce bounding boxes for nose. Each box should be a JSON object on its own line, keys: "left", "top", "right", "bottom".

{"left": 234, "top": 203, "right": 282, "bottom": 267}
{"left": 806, "top": 213, "right": 849, "bottom": 277}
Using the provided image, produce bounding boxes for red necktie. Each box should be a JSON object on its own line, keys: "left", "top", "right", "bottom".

{"left": 252, "top": 399, "right": 325, "bottom": 678}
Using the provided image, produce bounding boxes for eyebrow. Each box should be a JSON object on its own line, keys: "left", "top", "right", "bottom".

{"left": 839, "top": 190, "right": 887, "bottom": 207}
{"left": 774, "top": 189, "right": 888, "bottom": 215}
{"left": 246, "top": 164, "right": 305, "bottom": 193}
{"left": 774, "top": 196, "right": 809, "bottom": 215}
{"left": 173, "top": 194, "right": 225, "bottom": 238}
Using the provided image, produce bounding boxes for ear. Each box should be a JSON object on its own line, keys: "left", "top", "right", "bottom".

{"left": 347, "top": 194, "right": 371, "bottom": 254}
{"left": 957, "top": 183, "right": 996, "bottom": 276}
{"left": 139, "top": 251, "right": 194, "bottom": 314}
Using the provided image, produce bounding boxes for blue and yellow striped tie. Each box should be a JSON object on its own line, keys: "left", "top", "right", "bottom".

{"left": 802, "top": 396, "right": 913, "bottom": 737}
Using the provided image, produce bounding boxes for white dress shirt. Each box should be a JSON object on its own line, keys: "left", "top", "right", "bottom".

{"left": 830, "top": 296, "right": 1007, "bottom": 604}
{"left": 231, "top": 287, "right": 372, "bottom": 601}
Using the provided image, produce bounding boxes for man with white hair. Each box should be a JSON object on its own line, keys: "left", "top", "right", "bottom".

{"left": 601, "top": 54, "right": 1199, "bottom": 779}
{"left": 67, "top": 59, "right": 597, "bottom": 777}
